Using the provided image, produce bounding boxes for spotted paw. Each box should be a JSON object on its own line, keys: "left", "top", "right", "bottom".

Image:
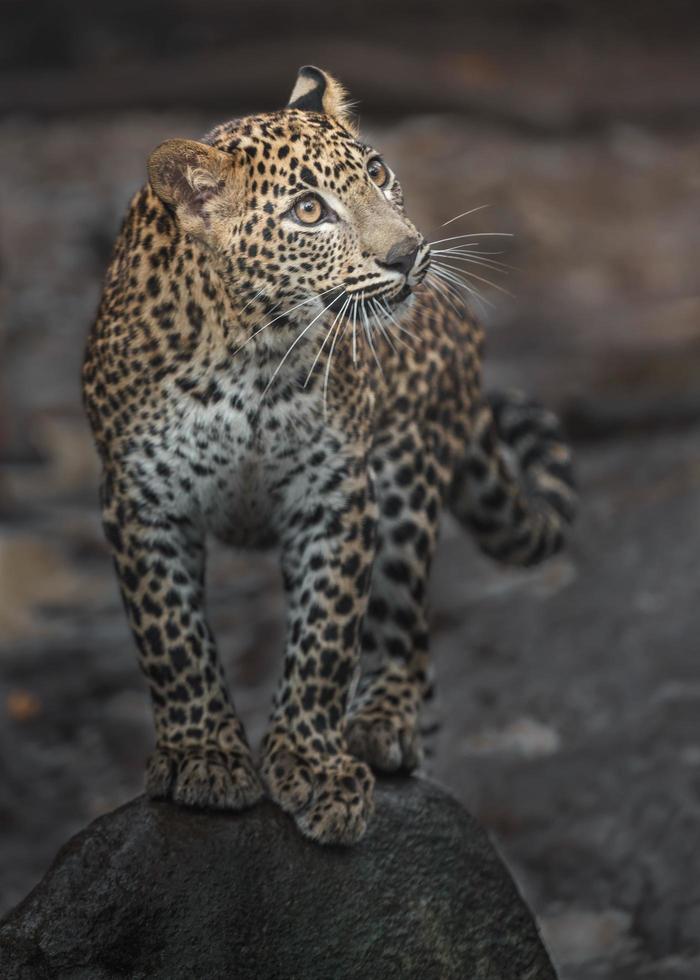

{"left": 261, "top": 741, "right": 375, "bottom": 845}
{"left": 345, "top": 711, "right": 423, "bottom": 774}
{"left": 146, "top": 745, "right": 263, "bottom": 811}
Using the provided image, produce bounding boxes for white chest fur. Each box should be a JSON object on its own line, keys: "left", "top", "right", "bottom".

{"left": 126, "top": 362, "right": 339, "bottom": 548}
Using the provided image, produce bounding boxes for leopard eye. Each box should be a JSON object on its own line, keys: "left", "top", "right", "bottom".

{"left": 293, "top": 193, "right": 326, "bottom": 225}
{"left": 367, "top": 157, "right": 389, "bottom": 189}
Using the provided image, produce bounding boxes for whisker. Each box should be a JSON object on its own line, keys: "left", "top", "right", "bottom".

{"left": 435, "top": 247, "right": 508, "bottom": 262}
{"left": 364, "top": 305, "right": 384, "bottom": 377}
{"left": 323, "top": 297, "right": 350, "bottom": 416}
{"left": 351, "top": 297, "right": 358, "bottom": 365}
{"left": 433, "top": 260, "right": 513, "bottom": 297}
{"left": 432, "top": 262, "right": 485, "bottom": 298}
{"left": 432, "top": 250, "right": 512, "bottom": 274}
{"left": 426, "top": 270, "right": 466, "bottom": 316}
{"left": 431, "top": 264, "right": 493, "bottom": 311}
{"left": 377, "top": 299, "right": 416, "bottom": 353}
{"left": 360, "top": 305, "right": 371, "bottom": 362}
{"left": 234, "top": 286, "right": 339, "bottom": 356}
{"left": 303, "top": 291, "right": 347, "bottom": 388}
{"left": 370, "top": 300, "right": 397, "bottom": 355}
{"left": 260, "top": 293, "right": 339, "bottom": 401}
{"left": 440, "top": 204, "right": 491, "bottom": 228}
{"left": 428, "top": 232, "right": 513, "bottom": 247}
{"left": 433, "top": 242, "right": 511, "bottom": 259}
{"left": 379, "top": 297, "right": 420, "bottom": 346}
{"left": 240, "top": 285, "right": 267, "bottom": 315}
{"left": 378, "top": 302, "right": 405, "bottom": 354}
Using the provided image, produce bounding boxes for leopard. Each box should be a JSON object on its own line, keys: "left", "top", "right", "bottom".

{"left": 82, "top": 65, "right": 576, "bottom": 845}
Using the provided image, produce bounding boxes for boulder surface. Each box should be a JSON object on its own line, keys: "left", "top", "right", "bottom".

{"left": 0, "top": 778, "right": 556, "bottom": 980}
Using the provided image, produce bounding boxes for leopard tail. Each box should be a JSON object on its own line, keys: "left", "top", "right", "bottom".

{"left": 449, "top": 389, "right": 577, "bottom": 567}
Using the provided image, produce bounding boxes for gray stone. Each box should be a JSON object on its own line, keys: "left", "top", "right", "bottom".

{"left": 0, "top": 778, "right": 555, "bottom": 980}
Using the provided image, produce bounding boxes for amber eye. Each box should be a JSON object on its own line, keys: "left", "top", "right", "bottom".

{"left": 293, "top": 194, "right": 325, "bottom": 225}
{"left": 367, "top": 157, "right": 389, "bottom": 188}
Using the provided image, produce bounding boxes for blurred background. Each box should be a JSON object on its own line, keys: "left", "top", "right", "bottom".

{"left": 1, "top": 2, "right": 699, "bottom": 976}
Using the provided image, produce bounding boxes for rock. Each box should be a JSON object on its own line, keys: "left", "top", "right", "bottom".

{"left": 0, "top": 778, "right": 555, "bottom": 980}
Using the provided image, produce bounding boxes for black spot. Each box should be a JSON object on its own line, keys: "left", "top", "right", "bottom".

{"left": 335, "top": 595, "right": 353, "bottom": 616}
{"left": 384, "top": 559, "right": 411, "bottom": 585}
{"left": 386, "top": 637, "right": 408, "bottom": 659}
{"left": 103, "top": 521, "right": 123, "bottom": 553}
{"left": 393, "top": 520, "right": 417, "bottom": 545}
{"left": 369, "top": 597, "right": 389, "bottom": 621}
{"left": 341, "top": 554, "right": 360, "bottom": 577}
{"left": 307, "top": 603, "right": 327, "bottom": 625}
{"left": 185, "top": 300, "right": 204, "bottom": 334}
{"left": 320, "top": 650, "right": 336, "bottom": 678}
{"left": 396, "top": 465, "right": 414, "bottom": 486}
{"left": 144, "top": 624, "right": 164, "bottom": 657}
{"left": 410, "top": 484, "right": 426, "bottom": 510}
{"left": 143, "top": 594, "right": 162, "bottom": 617}
{"left": 383, "top": 495, "right": 403, "bottom": 518}
{"left": 301, "top": 685, "right": 317, "bottom": 711}
{"left": 300, "top": 165, "right": 318, "bottom": 188}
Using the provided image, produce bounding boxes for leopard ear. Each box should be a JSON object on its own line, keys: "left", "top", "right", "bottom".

{"left": 287, "top": 66, "right": 358, "bottom": 134}
{"left": 147, "top": 138, "right": 243, "bottom": 237}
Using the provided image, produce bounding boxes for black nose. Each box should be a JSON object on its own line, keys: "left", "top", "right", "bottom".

{"left": 378, "top": 238, "right": 420, "bottom": 277}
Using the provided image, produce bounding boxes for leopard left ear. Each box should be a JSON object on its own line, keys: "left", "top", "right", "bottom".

{"left": 147, "top": 139, "right": 244, "bottom": 241}
{"left": 287, "top": 66, "right": 358, "bottom": 134}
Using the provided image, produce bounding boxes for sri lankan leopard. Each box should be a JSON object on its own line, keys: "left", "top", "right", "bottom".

{"left": 83, "top": 66, "right": 576, "bottom": 845}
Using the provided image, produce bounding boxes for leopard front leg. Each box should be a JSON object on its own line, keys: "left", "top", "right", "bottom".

{"left": 261, "top": 463, "right": 377, "bottom": 845}
{"left": 102, "top": 475, "right": 262, "bottom": 810}
{"left": 346, "top": 426, "right": 443, "bottom": 774}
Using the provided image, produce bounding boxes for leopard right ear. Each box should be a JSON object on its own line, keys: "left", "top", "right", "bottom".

{"left": 287, "top": 66, "right": 358, "bottom": 134}
{"left": 147, "top": 139, "right": 244, "bottom": 237}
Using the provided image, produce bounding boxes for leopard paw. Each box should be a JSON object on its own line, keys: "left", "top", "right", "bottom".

{"left": 146, "top": 745, "right": 263, "bottom": 811}
{"left": 261, "top": 739, "right": 375, "bottom": 845}
{"left": 345, "top": 711, "right": 423, "bottom": 774}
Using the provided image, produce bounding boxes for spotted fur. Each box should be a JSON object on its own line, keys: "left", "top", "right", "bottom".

{"left": 82, "top": 67, "right": 576, "bottom": 845}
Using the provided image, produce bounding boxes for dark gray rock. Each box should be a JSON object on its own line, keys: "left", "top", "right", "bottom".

{"left": 0, "top": 778, "right": 555, "bottom": 980}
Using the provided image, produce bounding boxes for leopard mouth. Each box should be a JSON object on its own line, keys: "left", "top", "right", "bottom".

{"left": 384, "top": 282, "right": 413, "bottom": 306}
{"left": 331, "top": 281, "right": 413, "bottom": 313}
{"left": 330, "top": 252, "right": 429, "bottom": 315}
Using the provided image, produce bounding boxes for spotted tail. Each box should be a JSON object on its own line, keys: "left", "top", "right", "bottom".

{"left": 449, "top": 390, "right": 577, "bottom": 567}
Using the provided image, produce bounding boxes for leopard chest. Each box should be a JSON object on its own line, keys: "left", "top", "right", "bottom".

{"left": 135, "top": 379, "right": 331, "bottom": 549}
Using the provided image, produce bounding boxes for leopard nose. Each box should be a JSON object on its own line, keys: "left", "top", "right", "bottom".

{"left": 378, "top": 238, "right": 420, "bottom": 276}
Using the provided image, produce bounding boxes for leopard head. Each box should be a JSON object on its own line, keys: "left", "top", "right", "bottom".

{"left": 147, "top": 66, "right": 430, "bottom": 346}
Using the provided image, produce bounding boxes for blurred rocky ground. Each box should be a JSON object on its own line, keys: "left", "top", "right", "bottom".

{"left": 1, "top": 3, "right": 700, "bottom": 977}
